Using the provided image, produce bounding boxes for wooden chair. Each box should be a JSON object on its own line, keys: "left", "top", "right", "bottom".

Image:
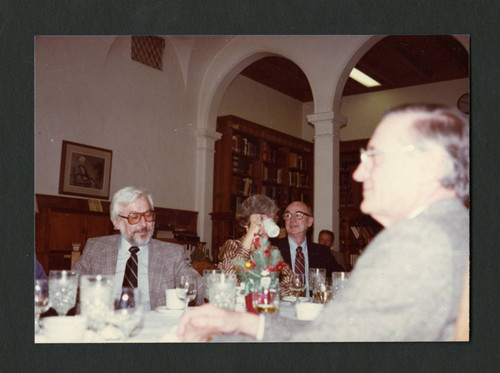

{"left": 191, "top": 258, "right": 218, "bottom": 276}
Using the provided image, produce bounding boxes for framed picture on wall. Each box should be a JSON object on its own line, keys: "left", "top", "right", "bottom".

{"left": 59, "top": 140, "right": 112, "bottom": 199}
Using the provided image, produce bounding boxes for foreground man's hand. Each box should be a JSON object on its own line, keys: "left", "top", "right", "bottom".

{"left": 177, "top": 303, "right": 260, "bottom": 342}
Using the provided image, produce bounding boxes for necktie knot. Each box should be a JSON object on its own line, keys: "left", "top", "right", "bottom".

{"left": 129, "top": 246, "right": 140, "bottom": 255}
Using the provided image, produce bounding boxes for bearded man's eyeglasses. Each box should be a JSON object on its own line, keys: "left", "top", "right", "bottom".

{"left": 118, "top": 210, "right": 156, "bottom": 225}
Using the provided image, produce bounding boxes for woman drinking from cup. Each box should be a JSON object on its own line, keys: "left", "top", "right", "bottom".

{"left": 217, "top": 194, "right": 293, "bottom": 297}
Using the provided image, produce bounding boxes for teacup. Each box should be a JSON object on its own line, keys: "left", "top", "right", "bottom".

{"left": 262, "top": 218, "right": 280, "bottom": 238}
{"left": 295, "top": 302, "right": 324, "bottom": 320}
{"left": 165, "top": 289, "right": 185, "bottom": 310}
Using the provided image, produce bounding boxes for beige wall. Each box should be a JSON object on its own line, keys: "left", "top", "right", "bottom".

{"left": 298, "top": 78, "right": 469, "bottom": 143}
{"left": 35, "top": 36, "right": 198, "bottom": 210}
{"left": 218, "top": 75, "right": 303, "bottom": 137}
{"left": 339, "top": 78, "right": 470, "bottom": 141}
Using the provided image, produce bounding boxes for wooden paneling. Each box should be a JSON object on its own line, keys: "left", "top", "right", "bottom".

{"left": 35, "top": 194, "right": 199, "bottom": 274}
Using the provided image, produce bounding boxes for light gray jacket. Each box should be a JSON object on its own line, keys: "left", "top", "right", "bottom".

{"left": 263, "top": 198, "right": 469, "bottom": 341}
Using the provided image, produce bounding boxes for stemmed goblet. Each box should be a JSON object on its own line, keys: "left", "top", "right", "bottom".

{"left": 289, "top": 273, "right": 306, "bottom": 303}
{"left": 48, "top": 270, "right": 79, "bottom": 316}
{"left": 107, "top": 288, "right": 143, "bottom": 341}
{"left": 176, "top": 274, "right": 198, "bottom": 309}
{"left": 34, "top": 279, "right": 50, "bottom": 334}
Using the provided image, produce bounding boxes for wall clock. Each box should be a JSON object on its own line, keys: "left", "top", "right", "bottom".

{"left": 457, "top": 93, "right": 470, "bottom": 114}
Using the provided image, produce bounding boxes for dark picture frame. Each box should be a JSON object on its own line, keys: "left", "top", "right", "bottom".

{"left": 59, "top": 140, "right": 112, "bottom": 199}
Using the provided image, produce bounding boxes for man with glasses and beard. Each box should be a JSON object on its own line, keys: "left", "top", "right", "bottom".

{"left": 73, "top": 186, "right": 203, "bottom": 310}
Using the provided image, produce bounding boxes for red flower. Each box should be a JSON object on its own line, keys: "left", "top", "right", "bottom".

{"left": 253, "top": 234, "right": 261, "bottom": 247}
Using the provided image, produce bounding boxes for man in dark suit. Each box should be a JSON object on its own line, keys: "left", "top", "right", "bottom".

{"left": 271, "top": 201, "right": 343, "bottom": 291}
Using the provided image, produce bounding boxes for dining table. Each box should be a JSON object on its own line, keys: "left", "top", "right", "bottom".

{"left": 35, "top": 300, "right": 298, "bottom": 343}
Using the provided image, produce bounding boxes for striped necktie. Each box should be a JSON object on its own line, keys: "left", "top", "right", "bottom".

{"left": 295, "top": 246, "right": 305, "bottom": 275}
{"left": 122, "top": 246, "right": 140, "bottom": 288}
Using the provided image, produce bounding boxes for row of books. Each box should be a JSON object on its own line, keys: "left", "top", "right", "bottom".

{"left": 340, "top": 153, "right": 359, "bottom": 172}
{"left": 232, "top": 155, "right": 254, "bottom": 176}
{"left": 289, "top": 152, "right": 310, "bottom": 170}
{"left": 288, "top": 190, "right": 310, "bottom": 205}
{"left": 231, "top": 177, "right": 256, "bottom": 197}
{"left": 350, "top": 225, "right": 376, "bottom": 242}
{"left": 262, "top": 166, "right": 284, "bottom": 184}
{"left": 289, "top": 172, "right": 310, "bottom": 188}
{"left": 261, "top": 142, "right": 286, "bottom": 164}
{"left": 261, "top": 185, "right": 287, "bottom": 204}
{"left": 232, "top": 134, "right": 259, "bottom": 157}
{"left": 339, "top": 172, "right": 353, "bottom": 192}
{"left": 231, "top": 195, "right": 245, "bottom": 211}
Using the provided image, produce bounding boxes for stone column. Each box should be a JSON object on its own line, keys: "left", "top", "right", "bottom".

{"left": 195, "top": 128, "right": 222, "bottom": 259}
{"left": 307, "top": 111, "right": 346, "bottom": 253}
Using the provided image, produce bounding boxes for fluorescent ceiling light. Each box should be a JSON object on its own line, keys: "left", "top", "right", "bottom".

{"left": 349, "top": 67, "right": 381, "bottom": 87}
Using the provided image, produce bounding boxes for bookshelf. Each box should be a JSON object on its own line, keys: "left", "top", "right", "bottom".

{"left": 338, "top": 139, "right": 383, "bottom": 269}
{"left": 211, "top": 115, "right": 314, "bottom": 259}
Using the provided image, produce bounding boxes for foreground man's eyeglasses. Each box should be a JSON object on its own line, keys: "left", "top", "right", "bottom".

{"left": 359, "top": 144, "right": 418, "bottom": 164}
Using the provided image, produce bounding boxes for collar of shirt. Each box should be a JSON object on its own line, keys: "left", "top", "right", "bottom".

{"left": 406, "top": 204, "right": 430, "bottom": 220}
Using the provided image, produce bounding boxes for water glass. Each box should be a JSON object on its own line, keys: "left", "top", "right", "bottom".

{"left": 312, "top": 282, "right": 333, "bottom": 304}
{"left": 35, "top": 279, "right": 50, "bottom": 334}
{"left": 252, "top": 284, "right": 280, "bottom": 314}
{"left": 308, "top": 268, "right": 326, "bottom": 295}
{"left": 49, "top": 270, "right": 79, "bottom": 316}
{"left": 107, "top": 288, "right": 144, "bottom": 340}
{"left": 289, "top": 273, "right": 306, "bottom": 303}
{"left": 176, "top": 274, "right": 198, "bottom": 308}
{"left": 208, "top": 273, "right": 237, "bottom": 310}
{"left": 331, "top": 271, "right": 350, "bottom": 297}
{"left": 79, "top": 274, "right": 114, "bottom": 331}
{"left": 202, "top": 269, "right": 222, "bottom": 302}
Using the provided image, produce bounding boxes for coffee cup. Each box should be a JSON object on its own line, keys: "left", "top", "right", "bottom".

{"left": 295, "top": 302, "right": 324, "bottom": 320}
{"left": 165, "top": 289, "right": 185, "bottom": 310}
{"left": 262, "top": 218, "right": 280, "bottom": 238}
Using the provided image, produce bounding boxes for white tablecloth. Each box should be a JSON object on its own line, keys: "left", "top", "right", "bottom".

{"left": 35, "top": 301, "right": 297, "bottom": 343}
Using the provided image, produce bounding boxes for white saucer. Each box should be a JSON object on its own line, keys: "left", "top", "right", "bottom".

{"left": 281, "top": 296, "right": 308, "bottom": 303}
{"left": 155, "top": 306, "right": 184, "bottom": 317}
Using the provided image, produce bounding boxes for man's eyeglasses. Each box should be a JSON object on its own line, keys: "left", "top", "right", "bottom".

{"left": 359, "top": 144, "right": 418, "bottom": 164}
{"left": 283, "top": 211, "right": 311, "bottom": 220}
{"left": 118, "top": 210, "right": 156, "bottom": 225}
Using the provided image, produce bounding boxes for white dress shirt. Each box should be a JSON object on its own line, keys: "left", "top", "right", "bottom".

{"left": 114, "top": 237, "right": 151, "bottom": 310}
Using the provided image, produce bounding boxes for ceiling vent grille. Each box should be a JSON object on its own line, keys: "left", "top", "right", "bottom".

{"left": 131, "top": 36, "right": 165, "bottom": 71}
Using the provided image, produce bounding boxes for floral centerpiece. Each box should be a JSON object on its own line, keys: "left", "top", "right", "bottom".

{"left": 232, "top": 234, "right": 288, "bottom": 296}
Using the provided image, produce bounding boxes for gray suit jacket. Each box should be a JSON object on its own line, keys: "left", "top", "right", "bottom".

{"left": 262, "top": 198, "right": 469, "bottom": 341}
{"left": 73, "top": 235, "right": 204, "bottom": 310}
